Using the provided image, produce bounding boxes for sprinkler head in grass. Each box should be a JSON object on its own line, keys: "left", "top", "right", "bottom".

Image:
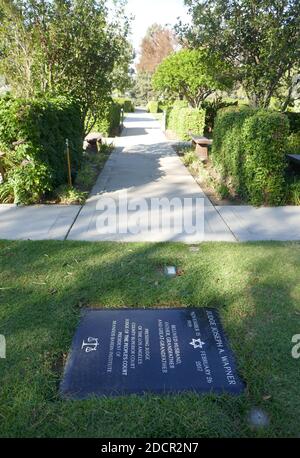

{"left": 164, "top": 266, "right": 177, "bottom": 277}
{"left": 248, "top": 408, "right": 270, "bottom": 429}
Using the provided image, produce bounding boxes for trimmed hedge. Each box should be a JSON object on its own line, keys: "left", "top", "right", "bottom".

{"left": 0, "top": 95, "right": 83, "bottom": 203}
{"left": 202, "top": 99, "right": 238, "bottom": 134}
{"left": 114, "top": 98, "right": 135, "bottom": 113}
{"left": 287, "top": 132, "right": 300, "bottom": 155}
{"left": 167, "top": 101, "right": 205, "bottom": 140}
{"left": 147, "top": 101, "right": 162, "bottom": 114}
{"left": 285, "top": 112, "right": 300, "bottom": 134}
{"left": 94, "top": 100, "right": 121, "bottom": 136}
{"left": 166, "top": 100, "right": 188, "bottom": 131}
{"left": 212, "top": 107, "right": 290, "bottom": 206}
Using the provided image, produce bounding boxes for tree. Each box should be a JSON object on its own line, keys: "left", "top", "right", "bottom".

{"left": 136, "top": 24, "right": 177, "bottom": 74}
{"left": 274, "top": 69, "right": 300, "bottom": 112}
{"left": 131, "top": 72, "right": 155, "bottom": 106}
{"left": 111, "top": 41, "right": 135, "bottom": 95}
{"left": 0, "top": 0, "right": 133, "bottom": 133}
{"left": 133, "top": 24, "right": 177, "bottom": 104}
{"left": 179, "top": 0, "right": 300, "bottom": 108}
{"left": 152, "top": 48, "right": 233, "bottom": 108}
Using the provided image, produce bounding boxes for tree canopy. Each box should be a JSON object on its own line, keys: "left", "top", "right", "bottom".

{"left": 133, "top": 24, "right": 177, "bottom": 105}
{"left": 0, "top": 0, "right": 133, "bottom": 133}
{"left": 179, "top": 0, "right": 300, "bottom": 108}
{"left": 136, "top": 24, "right": 177, "bottom": 74}
{"left": 152, "top": 48, "right": 233, "bottom": 108}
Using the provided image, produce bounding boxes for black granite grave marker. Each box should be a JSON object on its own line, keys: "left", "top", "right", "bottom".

{"left": 60, "top": 308, "right": 245, "bottom": 399}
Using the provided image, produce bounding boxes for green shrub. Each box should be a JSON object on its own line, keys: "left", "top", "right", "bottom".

{"left": 212, "top": 107, "right": 289, "bottom": 206}
{"left": 216, "top": 183, "right": 230, "bottom": 199}
{"left": 6, "top": 159, "right": 51, "bottom": 205}
{"left": 110, "top": 102, "right": 122, "bottom": 133}
{"left": 166, "top": 100, "right": 188, "bottom": 131}
{"left": 287, "top": 132, "right": 300, "bottom": 155}
{"left": 285, "top": 112, "right": 300, "bottom": 134}
{"left": 93, "top": 100, "right": 121, "bottom": 136}
{"left": 202, "top": 99, "right": 238, "bottom": 134}
{"left": 0, "top": 95, "right": 83, "bottom": 204}
{"left": 182, "top": 150, "right": 198, "bottom": 167}
{"left": 114, "top": 98, "right": 135, "bottom": 113}
{"left": 167, "top": 101, "right": 205, "bottom": 140}
{"left": 55, "top": 185, "right": 87, "bottom": 205}
{"left": 180, "top": 107, "right": 206, "bottom": 140}
{"left": 0, "top": 180, "right": 14, "bottom": 203}
{"left": 287, "top": 179, "right": 300, "bottom": 205}
{"left": 147, "top": 101, "right": 162, "bottom": 114}
{"left": 75, "top": 161, "right": 97, "bottom": 190}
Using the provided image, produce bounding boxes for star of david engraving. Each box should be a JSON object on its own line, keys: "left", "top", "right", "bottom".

{"left": 189, "top": 338, "right": 205, "bottom": 349}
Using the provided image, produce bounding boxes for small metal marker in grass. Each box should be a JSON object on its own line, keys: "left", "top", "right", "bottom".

{"left": 189, "top": 245, "right": 200, "bottom": 253}
{"left": 164, "top": 266, "right": 177, "bottom": 277}
{"left": 248, "top": 408, "right": 270, "bottom": 429}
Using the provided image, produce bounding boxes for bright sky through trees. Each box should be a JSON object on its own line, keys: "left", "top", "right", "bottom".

{"left": 125, "top": 0, "right": 189, "bottom": 54}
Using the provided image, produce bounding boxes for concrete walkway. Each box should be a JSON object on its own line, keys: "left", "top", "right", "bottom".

{"left": 218, "top": 206, "right": 300, "bottom": 241}
{"left": 67, "top": 110, "right": 235, "bottom": 242}
{"left": 0, "top": 204, "right": 80, "bottom": 240}
{"left": 0, "top": 109, "right": 300, "bottom": 242}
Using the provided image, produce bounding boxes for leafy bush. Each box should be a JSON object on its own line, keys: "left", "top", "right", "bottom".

{"left": 285, "top": 112, "right": 300, "bottom": 134}
{"left": 54, "top": 142, "right": 112, "bottom": 204}
{"left": 287, "top": 132, "right": 300, "bottom": 155}
{"left": 182, "top": 150, "right": 198, "bottom": 167}
{"left": 166, "top": 100, "right": 188, "bottom": 131}
{"left": 287, "top": 179, "right": 300, "bottom": 205}
{"left": 110, "top": 102, "right": 122, "bottom": 133}
{"left": 212, "top": 107, "right": 289, "bottom": 205}
{"left": 114, "top": 98, "right": 135, "bottom": 113}
{"left": 9, "top": 161, "right": 52, "bottom": 204}
{"left": 0, "top": 180, "right": 14, "bottom": 203}
{"left": 0, "top": 95, "right": 83, "bottom": 204}
{"left": 152, "top": 48, "right": 233, "bottom": 108}
{"left": 147, "top": 101, "right": 162, "bottom": 113}
{"left": 75, "top": 162, "right": 97, "bottom": 190}
{"left": 202, "top": 99, "right": 238, "bottom": 134}
{"left": 216, "top": 183, "right": 230, "bottom": 199}
{"left": 93, "top": 100, "right": 121, "bottom": 136}
{"left": 167, "top": 101, "right": 205, "bottom": 140}
{"left": 180, "top": 107, "right": 206, "bottom": 140}
{"left": 55, "top": 185, "right": 87, "bottom": 205}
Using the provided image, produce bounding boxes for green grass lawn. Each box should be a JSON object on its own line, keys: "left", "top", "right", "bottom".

{"left": 1, "top": 240, "right": 300, "bottom": 438}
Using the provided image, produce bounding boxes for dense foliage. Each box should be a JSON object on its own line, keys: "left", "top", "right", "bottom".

{"left": 167, "top": 101, "right": 205, "bottom": 140}
{"left": 114, "top": 98, "right": 135, "bottom": 113}
{"left": 0, "top": 0, "right": 132, "bottom": 134}
{"left": 180, "top": 0, "right": 300, "bottom": 109}
{"left": 152, "top": 49, "right": 233, "bottom": 108}
{"left": 285, "top": 112, "right": 300, "bottom": 134}
{"left": 0, "top": 95, "right": 82, "bottom": 204}
{"left": 93, "top": 100, "right": 122, "bottom": 137}
{"left": 212, "top": 107, "right": 290, "bottom": 205}
{"left": 202, "top": 98, "right": 238, "bottom": 134}
{"left": 131, "top": 72, "right": 155, "bottom": 106}
{"left": 147, "top": 101, "right": 162, "bottom": 114}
